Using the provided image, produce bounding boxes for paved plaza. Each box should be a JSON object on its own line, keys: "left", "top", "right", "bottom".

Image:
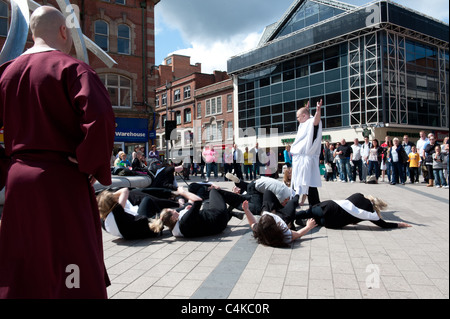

{"left": 102, "top": 175, "right": 449, "bottom": 300}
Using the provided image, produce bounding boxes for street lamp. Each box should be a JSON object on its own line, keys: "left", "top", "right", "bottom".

{"left": 165, "top": 81, "right": 171, "bottom": 164}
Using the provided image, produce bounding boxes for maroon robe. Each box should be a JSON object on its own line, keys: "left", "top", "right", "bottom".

{"left": 0, "top": 50, "right": 115, "bottom": 298}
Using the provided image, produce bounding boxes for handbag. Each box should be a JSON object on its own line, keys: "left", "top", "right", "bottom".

{"left": 325, "top": 163, "right": 333, "bottom": 173}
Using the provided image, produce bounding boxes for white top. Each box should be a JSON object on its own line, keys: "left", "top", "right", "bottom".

{"left": 172, "top": 206, "right": 190, "bottom": 238}
{"left": 290, "top": 116, "right": 323, "bottom": 195}
{"left": 262, "top": 212, "right": 292, "bottom": 244}
{"left": 104, "top": 200, "right": 139, "bottom": 238}
{"left": 255, "top": 176, "right": 295, "bottom": 202}
{"left": 351, "top": 144, "right": 362, "bottom": 161}
{"left": 333, "top": 200, "right": 380, "bottom": 221}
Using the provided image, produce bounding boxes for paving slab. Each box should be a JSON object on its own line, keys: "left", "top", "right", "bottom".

{"left": 102, "top": 175, "right": 449, "bottom": 300}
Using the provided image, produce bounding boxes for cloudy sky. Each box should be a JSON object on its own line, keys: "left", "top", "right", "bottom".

{"left": 155, "top": 0, "right": 449, "bottom": 74}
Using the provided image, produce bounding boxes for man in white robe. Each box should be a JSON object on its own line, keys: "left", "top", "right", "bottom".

{"left": 291, "top": 99, "right": 323, "bottom": 206}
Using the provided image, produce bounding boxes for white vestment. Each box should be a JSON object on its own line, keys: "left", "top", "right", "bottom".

{"left": 291, "top": 116, "right": 322, "bottom": 195}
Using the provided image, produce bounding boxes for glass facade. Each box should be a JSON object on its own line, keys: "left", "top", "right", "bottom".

{"left": 231, "top": 0, "right": 449, "bottom": 140}
{"left": 237, "top": 43, "right": 350, "bottom": 136}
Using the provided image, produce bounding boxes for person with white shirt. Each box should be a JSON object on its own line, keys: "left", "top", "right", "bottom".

{"left": 361, "top": 136, "right": 372, "bottom": 181}
{"left": 159, "top": 189, "right": 241, "bottom": 238}
{"left": 242, "top": 190, "right": 317, "bottom": 248}
{"left": 294, "top": 193, "right": 411, "bottom": 229}
{"left": 351, "top": 138, "right": 363, "bottom": 182}
{"left": 97, "top": 188, "right": 181, "bottom": 240}
{"left": 416, "top": 130, "right": 429, "bottom": 183}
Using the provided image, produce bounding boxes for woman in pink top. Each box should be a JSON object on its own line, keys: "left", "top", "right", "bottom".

{"left": 203, "top": 146, "right": 218, "bottom": 181}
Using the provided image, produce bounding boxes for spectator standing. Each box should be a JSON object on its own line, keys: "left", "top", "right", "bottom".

{"left": 424, "top": 134, "right": 439, "bottom": 187}
{"left": 441, "top": 137, "right": 449, "bottom": 185}
{"left": 233, "top": 143, "right": 244, "bottom": 181}
{"left": 361, "top": 136, "right": 372, "bottom": 180}
{"left": 408, "top": 146, "right": 420, "bottom": 184}
{"left": 402, "top": 135, "right": 415, "bottom": 182}
{"left": 284, "top": 145, "right": 293, "bottom": 168}
{"left": 203, "top": 145, "right": 218, "bottom": 182}
{"left": 416, "top": 131, "right": 429, "bottom": 183}
{"left": 336, "top": 139, "right": 353, "bottom": 183}
{"left": 380, "top": 137, "right": 391, "bottom": 183}
{"left": 244, "top": 147, "right": 254, "bottom": 180}
{"left": 334, "top": 142, "right": 342, "bottom": 181}
{"left": 351, "top": 138, "right": 363, "bottom": 182}
{"left": 389, "top": 138, "right": 406, "bottom": 185}
{"left": 324, "top": 143, "right": 336, "bottom": 181}
{"left": 223, "top": 145, "right": 233, "bottom": 181}
{"left": 368, "top": 139, "right": 382, "bottom": 181}
{"left": 251, "top": 143, "right": 261, "bottom": 178}
{"left": 432, "top": 145, "right": 448, "bottom": 188}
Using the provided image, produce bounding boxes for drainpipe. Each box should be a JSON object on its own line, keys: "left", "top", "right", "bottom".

{"left": 140, "top": 1, "right": 147, "bottom": 104}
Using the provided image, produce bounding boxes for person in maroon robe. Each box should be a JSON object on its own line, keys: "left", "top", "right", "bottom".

{"left": 0, "top": 6, "right": 115, "bottom": 298}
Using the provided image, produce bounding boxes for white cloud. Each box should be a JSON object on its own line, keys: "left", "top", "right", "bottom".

{"left": 156, "top": 0, "right": 449, "bottom": 74}
{"left": 168, "top": 32, "right": 262, "bottom": 73}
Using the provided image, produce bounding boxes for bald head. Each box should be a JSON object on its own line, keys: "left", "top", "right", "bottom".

{"left": 296, "top": 107, "right": 310, "bottom": 124}
{"left": 30, "top": 6, "right": 72, "bottom": 54}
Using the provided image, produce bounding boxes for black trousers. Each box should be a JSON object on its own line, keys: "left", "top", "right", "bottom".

{"left": 179, "top": 189, "right": 230, "bottom": 238}
{"left": 128, "top": 189, "right": 178, "bottom": 218}
{"left": 151, "top": 166, "right": 177, "bottom": 190}
{"left": 261, "top": 190, "right": 299, "bottom": 226}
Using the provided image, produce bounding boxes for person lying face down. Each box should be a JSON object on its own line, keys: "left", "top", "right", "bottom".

{"left": 242, "top": 190, "right": 317, "bottom": 248}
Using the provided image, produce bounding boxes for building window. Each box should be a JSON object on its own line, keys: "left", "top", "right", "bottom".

{"left": 117, "top": 24, "right": 130, "bottom": 55}
{"left": 227, "top": 94, "right": 233, "bottom": 112}
{"left": 115, "top": 0, "right": 126, "bottom": 4}
{"left": 184, "top": 109, "right": 192, "bottom": 123}
{"left": 176, "top": 111, "right": 182, "bottom": 125}
{"left": 95, "top": 20, "right": 109, "bottom": 51}
{"left": 174, "top": 89, "right": 181, "bottom": 102}
{"left": 99, "top": 74, "right": 131, "bottom": 108}
{"left": 227, "top": 122, "right": 233, "bottom": 140}
{"left": 197, "top": 103, "right": 202, "bottom": 118}
{"left": 0, "top": 1, "right": 8, "bottom": 37}
{"left": 162, "top": 93, "right": 167, "bottom": 106}
{"left": 184, "top": 86, "right": 191, "bottom": 99}
{"left": 155, "top": 96, "right": 160, "bottom": 108}
{"left": 205, "top": 97, "right": 223, "bottom": 116}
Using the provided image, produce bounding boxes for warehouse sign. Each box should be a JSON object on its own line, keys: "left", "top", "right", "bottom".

{"left": 115, "top": 118, "right": 149, "bottom": 142}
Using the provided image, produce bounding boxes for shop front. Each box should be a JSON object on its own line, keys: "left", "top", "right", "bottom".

{"left": 114, "top": 117, "right": 149, "bottom": 161}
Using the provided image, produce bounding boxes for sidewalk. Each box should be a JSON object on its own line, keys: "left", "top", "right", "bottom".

{"left": 103, "top": 175, "right": 449, "bottom": 299}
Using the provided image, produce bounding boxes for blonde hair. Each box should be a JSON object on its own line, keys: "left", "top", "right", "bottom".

{"left": 364, "top": 195, "right": 388, "bottom": 218}
{"left": 97, "top": 190, "right": 165, "bottom": 234}
{"left": 149, "top": 218, "right": 164, "bottom": 233}
{"left": 283, "top": 167, "right": 292, "bottom": 187}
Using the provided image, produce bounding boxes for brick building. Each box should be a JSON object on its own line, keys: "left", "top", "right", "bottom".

{"left": 0, "top": 0, "right": 160, "bottom": 159}
{"left": 154, "top": 54, "right": 234, "bottom": 163}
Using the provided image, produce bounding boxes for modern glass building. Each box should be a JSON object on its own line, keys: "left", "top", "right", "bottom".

{"left": 228, "top": 0, "right": 449, "bottom": 149}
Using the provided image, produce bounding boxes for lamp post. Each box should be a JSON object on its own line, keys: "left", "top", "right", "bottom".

{"left": 165, "top": 81, "right": 171, "bottom": 164}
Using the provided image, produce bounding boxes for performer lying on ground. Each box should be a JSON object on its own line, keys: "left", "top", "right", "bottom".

{"left": 158, "top": 189, "right": 244, "bottom": 238}
{"left": 97, "top": 187, "right": 197, "bottom": 240}
{"left": 242, "top": 190, "right": 318, "bottom": 248}
{"left": 294, "top": 193, "right": 412, "bottom": 229}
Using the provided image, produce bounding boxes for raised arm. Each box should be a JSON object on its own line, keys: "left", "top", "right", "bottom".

{"left": 242, "top": 200, "right": 257, "bottom": 229}
{"left": 313, "top": 99, "right": 322, "bottom": 126}
{"left": 175, "top": 186, "right": 203, "bottom": 203}
{"left": 114, "top": 188, "right": 130, "bottom": 209}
